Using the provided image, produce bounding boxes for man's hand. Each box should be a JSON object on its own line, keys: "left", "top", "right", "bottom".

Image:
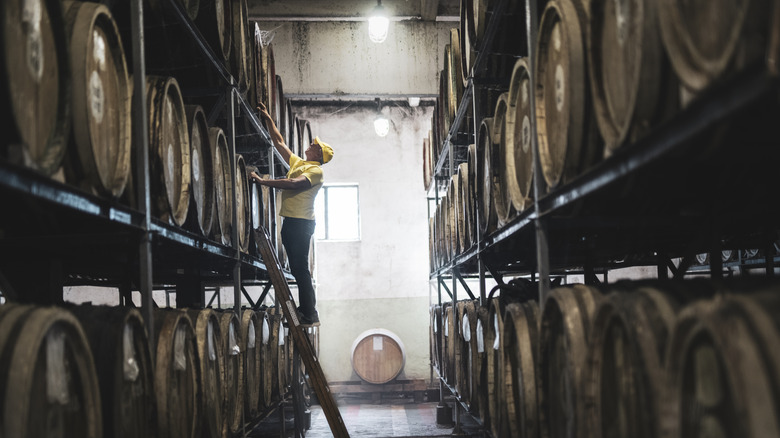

{"left": 257, "top": 103, "right": 271, "bottom": 121}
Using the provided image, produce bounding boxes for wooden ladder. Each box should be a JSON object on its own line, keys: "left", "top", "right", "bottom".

{"left": 255, "top": 228, "right": 350, "bottom": 438}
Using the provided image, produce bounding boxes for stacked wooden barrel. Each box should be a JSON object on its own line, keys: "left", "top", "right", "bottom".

{"left": 0, "top": 301, "right": 306, "bottom": 437}
{"left": 430, "top": 279, "right": 780, "bottom": 438}
{"left": 427, "top": 0, "right": 773, "bottom": 259}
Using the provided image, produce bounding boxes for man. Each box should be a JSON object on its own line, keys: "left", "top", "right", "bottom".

{"left": 250, "top": 103, "right": 333, "bottom": 327}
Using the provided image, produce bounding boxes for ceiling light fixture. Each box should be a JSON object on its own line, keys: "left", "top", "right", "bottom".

{"left": 368, "top": 0, "right": 389, "bottom": 43}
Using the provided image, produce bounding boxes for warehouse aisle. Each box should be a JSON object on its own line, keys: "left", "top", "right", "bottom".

{"left": 251, "top": 401, "right": 483, "bottom": 437}
{"left": 306, "top": 402, "right": 481, "bottom": 438}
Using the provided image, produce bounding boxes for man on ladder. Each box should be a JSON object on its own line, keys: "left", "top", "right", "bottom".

{"left": 250, "top": 103, "right": 334, "bottom": 326}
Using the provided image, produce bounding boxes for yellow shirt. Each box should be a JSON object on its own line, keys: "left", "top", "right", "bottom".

{"left": 280, "top": 155, "right": 323, "bottom": 220}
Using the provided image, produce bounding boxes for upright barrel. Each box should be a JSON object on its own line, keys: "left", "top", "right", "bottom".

{"left": 657, "top": 0, "right": 770, "bottom": 92}
{"left": 502, "top": 300, "right": 540, "bottom": 438}
{"left": 505, "top": 58, "right": 534, "bottom": 212}
{"left": 146, "top": 76, "right": 191, "bottom": 227}
{"left": 218, "top": 310, "right": 243, "bottom": 436}
{"left": 588, "top": 0, "right": 667, "bottom": 153}
{"left": 153, "top": 309, "right": 199, "bottom": 438}
{"left": 1, "top": 0, "right": 71, "bottom": 176}
{"left": 64, "top": 1, "right": 132, "bottom": 198}
{"left": 196, "top": 0, "right": 231, "bottom": 61}
{"left": 665, "top": 290, "right": 780, "bottom": 438}
{"left": 539, "top": 285, "right": 602, "bottom": 438}
{"left": 70, "top": 305, "right": 156, "bottom": 438}
{"left": 535, "top": 0, "right": 601, "bottom": 189}
{"left": 492, "top": 93, "right": 513, "bottom": 227}
{"left": 184, "top": 105, "right": 215, "bottom": 236}
{"left": 230, "top": 0, "right": 249, "bottom": 92}
{"left": 241, "top": 309, "right": 262, "bottom": 418}
{"left": 235, "top": 154, "right": 250, "bottom": 253}
{"left": 351, "top": 329, "right": 406, "bottom": 384}
{"left": 477, "top": 117, "right": 497, "bottom": 235}
{"left": 210, "top": 126, "right": 232, "bottom": 246}
{"left": 185, "top": 308, "right": 224, "bottom": 438}
{"left": 584, "top": 286, "right": 681, "bottom": 438}
{"left": 0, "top": 304, "right": 102, "bottom": 438}
{"left": 257, "top": 310, "right": 273, "bottom": 409}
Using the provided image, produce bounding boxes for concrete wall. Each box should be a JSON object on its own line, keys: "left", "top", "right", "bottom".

{"left": 255, "top": 20, "right": 454, "bottom": 95}
{"left": 292, "top": 103, "right": 434, "bottom": 382}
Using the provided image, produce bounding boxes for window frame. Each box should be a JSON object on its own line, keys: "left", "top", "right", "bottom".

{"left": 316, "top": 183, "right": 361, "bottom": 241}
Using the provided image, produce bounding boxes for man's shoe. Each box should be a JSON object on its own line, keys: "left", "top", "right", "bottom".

{"left": 299, "top": 312, "right": 320, "bottom": 327}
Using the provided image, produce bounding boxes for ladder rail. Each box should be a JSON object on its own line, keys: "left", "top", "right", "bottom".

{"left": 255, "top": 228, "right": 350, "bottom": 438}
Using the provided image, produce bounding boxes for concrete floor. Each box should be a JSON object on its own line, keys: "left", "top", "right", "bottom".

{"left": 250, "top": 400, "right": 483, "bottom": 437}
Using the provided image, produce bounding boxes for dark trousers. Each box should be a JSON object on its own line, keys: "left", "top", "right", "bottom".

{"left": 281, "top": 217, "right": 316, "bottom": 317}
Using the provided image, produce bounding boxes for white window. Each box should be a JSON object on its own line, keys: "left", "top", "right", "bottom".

{"left": 315, "top": 184, "right": 361, "bottom": 241}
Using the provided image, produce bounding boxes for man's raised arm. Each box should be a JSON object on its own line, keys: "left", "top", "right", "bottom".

{"left": 257, "top": 103, "right": 292, "bottom": 163}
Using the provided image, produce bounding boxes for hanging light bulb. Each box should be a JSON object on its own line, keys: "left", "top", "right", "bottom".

{"left": 374, "top": 115, "right": 390, "bottom": 137}
{"left": 374, "top": 97, "right": 390, "bottom": 137}
{"left": 368, "top": 0, "right": 389, "bottom": 43}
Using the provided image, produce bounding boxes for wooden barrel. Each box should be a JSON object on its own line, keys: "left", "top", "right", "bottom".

{"left": 299, "top": 118, "right": 313, "bottom": 151}
{"left": 539, "top": 285, "right": 602, "bottom": 438}
{"left": 63, "top": 1, "right": 131, "bottom": 198}
{"left": 486, "top": 297, "right": 508, "bottom": 437}
{"left": 505, "top": 58, "right": 534, "bottom": 212}
{"left": 288, "top": 111, "right": 300, "bottom": 158}
{"left": 492, "top": 92, "right": 514, "bottom": 227}
{"left": 146, "top": 75, "right": 191, "bottom": 227}
{"left": 459, "top": 0, "right": 474, "bottom": 85}
{"left": 230, "top": 0, "right": 249, "bottom": 92}
{"left": 466, "top": 144, "right": 478, "bottom": 246}
{"left": 185, "top": 308, "right": 224, "bottom": 438}
{"left": 588, "top": 0, "right": 665, "bottom": 153}
{"left": 235, "top": 154, "right": 250, "bottom": 253}
{"left": 438, "top": 67, "right": 451, "bottom": 144}
{"left": 447, "top": 174, "right": 460, "bottom": 257}
{"left": 665, "top": 290, "right": 780, "bottom": 438}
{"left": 266, "top": 311, "right": 282, "bottom": 401}
{"left": 423, "top": 137, "right": 432, "bottom": 191}
{"left": 210, "top": 126, "right": 232, "bottom": 246}
{"left": 196, "top": 0, "right": 231, "bottom": 61}
{"left": 277, "top": 323, "right": 289, "bottom": 394}
{"left": 584, "top": 286, "right": 680, "bottom": 438}
{"left": 218, "top": 310, "right": 243, "bottom": 435}
{"left": 275, "top": 192, "right": 288, "bottom": 267}
{"left": 456, "top": 162, "right": 472, "bottom": 252}
{"left": 1, "top": 0, "right": 71, "bottom": 176}
{"left": 184, "top": 105, "right": 215, "bottom": 236}
{"left": 68, "top": 305, "right": 155, "bottom": 438}
{"left": 474, "top": 304, "right": 490, "bottom": 423}
{"left": 431, "top": 304, "right": 443, "bottom": 372}
{"left": 241, "top": 309, "right": 262, "bottom": 418}
{"left": 258, "top": 40, "right": 277, "bottom": 130}
{"left": 249, "top": 179, "right": 263, "bottom": 255}
{"left": 448, "top": 28, "right": 464, "bottom": 121}
{"left": 0, "top": 304, "right": 102, "bottom": 438}
{"left": 502, "top": 300, "right": 540, "bottom": 437}
{"left": 351, "top": 329, "right": 406, "bottom": 384}
{"left": 274, "top": 75, "right": 286, "bottom": 137}
{"left": 458, "top": 301, "right": 479, "bottom": 410}
{"left": 658, "top": 0, "right": 770, "bottom": 93}
{"left": 153, "top": 309, "right": 199, "bottom": 438}
{"left": 535, "top": 0, "right": 601, "bottom": 189}
{"left": 477, "top": 117, "right": 497, "bottom": 235}
{"left": 256, "top": 310, "right": 273, "bottom": 409}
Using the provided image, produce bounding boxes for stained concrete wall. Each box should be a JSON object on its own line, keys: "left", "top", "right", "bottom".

{"left": 255, "top": 20, "right": 455, "bottom": 95}
{"left": 293, "top": 103, "right": 435, "bottom": 382}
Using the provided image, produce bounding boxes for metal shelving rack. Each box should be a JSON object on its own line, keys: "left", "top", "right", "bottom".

{"left": 429, "top": 0, "right": 780, "bottom": 434}
{"left": 0, "top": 0, "right": 298, "bottom": 347}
